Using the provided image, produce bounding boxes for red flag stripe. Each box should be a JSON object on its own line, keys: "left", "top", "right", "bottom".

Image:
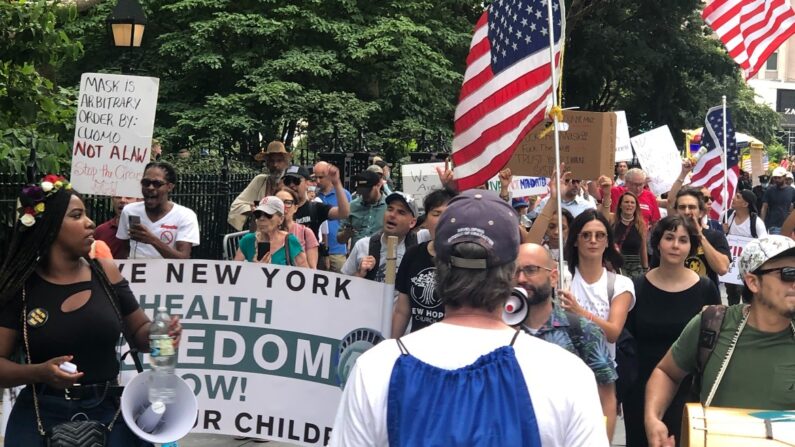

{"left": 453, "top": 90, "right": 550, "bottom": 166}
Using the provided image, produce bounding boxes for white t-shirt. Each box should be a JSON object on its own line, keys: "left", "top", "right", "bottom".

{"left": 342, "top": 229, "right": 431, "bottom": 281}
{"left": 569, "top": 267, "right": 635, "bottom": 359}
{"left": 726, "top": 214, "right": 767, "bottom": 238}
{"left": 116, "top": 201, "right": 200, "bottom": 259}
{"left": 329, "top": 323, "right": 608, "bottom": 447}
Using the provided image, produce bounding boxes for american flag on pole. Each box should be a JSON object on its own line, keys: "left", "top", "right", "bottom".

{"left": 689, "top": 106, "right": 739, "bottom": 219}
{"left": 451, "top": 0, "right": 564, "bottom": 190}
{"left": 702, "top": 0, "right": 795, "bottom": 80}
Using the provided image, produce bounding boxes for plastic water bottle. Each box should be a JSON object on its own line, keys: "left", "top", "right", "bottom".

{"left": 149, "top": 307, "right": 177, "bottom": 404}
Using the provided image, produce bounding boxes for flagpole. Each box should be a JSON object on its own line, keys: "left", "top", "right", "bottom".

{"left": 722, "top": 96, "right": 728, "bottom": 223}
{"left": 545, "top": 0, "right": 564, "bottom": 289}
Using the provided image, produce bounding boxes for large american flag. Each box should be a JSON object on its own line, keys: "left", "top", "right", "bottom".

{"left": 452, "top": 0, "right": 564, "bottom": 190}
{"left": 689, "top": 106, "right": 739, "bottom": 219}
{"left": 702, "top": 0, "right": 795, "bottom": 80}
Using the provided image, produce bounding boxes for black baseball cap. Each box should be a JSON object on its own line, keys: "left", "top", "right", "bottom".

{"left": 283, "top": 165, "right": 311, "bottom": 181}
{"left": 353, "top": 171, "right": 381, "bottom": 189}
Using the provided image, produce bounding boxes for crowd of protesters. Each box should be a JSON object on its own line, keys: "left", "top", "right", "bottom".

{"left": 3, "top": 138, "right": 795, "bottom": 446}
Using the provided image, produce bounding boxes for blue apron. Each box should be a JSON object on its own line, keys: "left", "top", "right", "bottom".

{"left": 387, "top": 330, "right": 542, "bottom": 446}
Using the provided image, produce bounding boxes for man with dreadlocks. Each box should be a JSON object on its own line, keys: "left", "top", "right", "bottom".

{"left": 0, "top": 175, "right": 182, "bottom": 446}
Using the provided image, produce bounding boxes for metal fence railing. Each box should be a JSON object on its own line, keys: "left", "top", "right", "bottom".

{"left": 0, "top": 172, "right": 256, "bottom": 260}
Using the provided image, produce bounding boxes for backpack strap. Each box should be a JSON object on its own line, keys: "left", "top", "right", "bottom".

{"left": 692, "top": 304, "right": 728, "bottom": 401}
{"left": 366, "top": 231, "right": 383, "bottom": 281}
{"left": 606, "top": 270, "right": 616, "bottom": 303}
{"left": 405, "top": 230, "right": 418, "bottom": 249}
{"left": 284, "top": 234, "right": 292, "bottom": 266}
{"left": 750, "top": 213, "right": 758, "bottom": 238}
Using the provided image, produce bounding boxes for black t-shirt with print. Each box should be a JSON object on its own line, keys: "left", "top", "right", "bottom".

{"left": 396, "top": 242, "right": 444, "bottom": 332}
{"left": 294, "top": 201, "right": 331, "bottom": 239}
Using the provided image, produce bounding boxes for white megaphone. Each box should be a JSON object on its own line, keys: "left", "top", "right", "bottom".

{"left": 502, "top": 287, "right": 529, "bottom": 326}
{"left": 121, "top": 371, "right": 198, "bottom": 444}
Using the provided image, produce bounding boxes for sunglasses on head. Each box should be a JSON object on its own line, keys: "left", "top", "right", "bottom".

{"left": 254, "top": 211, "right": 275, "bottom": 220}
{"left": 755, "top": 266, "right": 795, "bottom": 283}
{"left": 141, "top": 179, "right": 167, "bottom": 188}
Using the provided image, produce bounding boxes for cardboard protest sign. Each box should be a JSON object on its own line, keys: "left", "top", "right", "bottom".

{"left": 719, "top": 235, "right": 753, "bottom": 285}
{"left": 71, "top": 73, "right": 159, "bottom": 197}
{"left": 507, "top": 111, "right": 617, "bottom": 181}
{"left": 614, "top": 111, "right": 633, "bottom": 162}
{"left": 118, "top": 260, "right": 389, "bottom": 445}
{"left": 631, "top": 125, "right": 681, "bottom": 196}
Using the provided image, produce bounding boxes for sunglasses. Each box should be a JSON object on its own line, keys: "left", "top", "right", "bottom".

{"left": 283, "top": 199, "right": 295, "bottom": 206}
{"left": 564, "top": 179, "right": 581, "bottom": 185}
{"left": 755, "top": 266, "right": 795, "bottom": 283}
{"left": 579, "top": 231, "right": 607, "bottom": 242}
{"left": 283, "top": 176, "right": 302, "bottom": 186}
{"left": 254, "top": 211, "right": 275, "bottom": 220}
{"left": 141, "top": 179, "right": 167, "bottom": 188}
{"left": 515, "top": 265, "right": 553, "bottom": 277}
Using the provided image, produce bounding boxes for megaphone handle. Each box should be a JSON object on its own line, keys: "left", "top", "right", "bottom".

{"left": 122, "top": 349, "right": 145, "bottom": 373}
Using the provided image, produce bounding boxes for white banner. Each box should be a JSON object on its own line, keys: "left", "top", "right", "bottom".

{"left": 719, "top": 235, "right": 753, "bottom": 285}
{"left": 402, "top": 162, "right": 549, "bottom": 208}
{"left": 117, "top": 260, "right": 389, "bottom": 445}
{"left": 631, "top": 125, "right": 681, "bottom": 196}
{"left": 71, "top": 73, "right": 159, "bottom": 197}
{"left": 614, "top": 111, "right": 633, "bottom": 162}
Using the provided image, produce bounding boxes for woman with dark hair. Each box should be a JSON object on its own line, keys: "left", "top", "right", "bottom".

{"left": 276, "top": 187, "right": 319, "bottom": 269}
{"left": 560, "top": 209, "right": 635, "bottom": 351}
{"left": 0, "top": 175, "right": 181, "bottom": 446}
{"left": 116, "top": 162, "right": 200, "bottom": 259}
{"left": 611, "top": 191, "right": 649, "bottom": 279}
{"left": 623, "top": 215, "right": 720, "bottom": 447}
{"left": 234, "top": 196, "right": 309, "bottom": 267}
{"left": 723, "top": 190, "right": 767, "bottom": 305}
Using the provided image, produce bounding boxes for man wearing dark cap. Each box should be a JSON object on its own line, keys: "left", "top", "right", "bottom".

{"left": 284, "top": 164, "right": 350, "bottom": 241}
{"left": 646, "top": 235, "right": 795, "bottom": 447}
{"left": 331, "top": 190, "right": 607, "bottom": 446}
{"left": 338, "top": 171, "right": 388, "bottom": 248}
{"left": 228, "top": 140, "right": 292, "bottom": 231}
{"left": 342, "top": 192, "right": 429, "bottom": 282}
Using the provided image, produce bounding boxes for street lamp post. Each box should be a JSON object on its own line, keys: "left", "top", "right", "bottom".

{"left": 107, "top": 0, "right": 147, "bottom": 73}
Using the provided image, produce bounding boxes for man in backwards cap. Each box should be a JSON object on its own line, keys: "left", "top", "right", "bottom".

{"left": 646, "top": 235, "right": 795, "bottom": 447}
{"left": 330, "top": 189, "right": 607, "bottom": 447}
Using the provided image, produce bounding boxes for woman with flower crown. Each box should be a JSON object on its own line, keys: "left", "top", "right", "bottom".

{"left": 0, "top": 175, "right": 181, "bottom": 446}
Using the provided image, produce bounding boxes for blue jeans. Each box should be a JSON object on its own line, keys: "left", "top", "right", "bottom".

{"left": 5, "top": 386, "right": 153, "bottom": 447}
{"left": 769, "top": 226, "right": 782, "bottom": 235}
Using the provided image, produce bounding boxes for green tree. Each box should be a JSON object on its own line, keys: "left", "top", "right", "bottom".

{"left": 0, "top": 1, "right": 83, "bottom": 175}
{"left": 562, "top": 0, "right": 781, "bottom": 145}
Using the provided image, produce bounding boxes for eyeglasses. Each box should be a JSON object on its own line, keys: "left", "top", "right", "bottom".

{"left": 254, "top": 212, "right": 275, "bottom": 220}
{"left": 283, "top": 177, "right": 302, "bottom": 186}
{"left": 755, "top": 266, "right": 795, "bottom": 283}
{"left": 283, "top": 199, "right": 295, "bottom": 206}
{"left": 141, "top": 179, "right": 167, "bottom": 188}
{"left": 626, "top": 181, "right": 645, "bottom": 188}
{"left": 579, "top": 231, "right": 607, "bottom": 242}
{"left": 515, "top": 265, "right": 553, "bottom": 277}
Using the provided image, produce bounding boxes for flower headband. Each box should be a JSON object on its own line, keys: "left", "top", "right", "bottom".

{"left": 18, "top": 175, "right": 72, "bottom": 228}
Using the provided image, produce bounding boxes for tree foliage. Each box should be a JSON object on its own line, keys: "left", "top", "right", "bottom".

{"left": 64, "top": 0, "right": 482, "bottom": 162}
{"left": 563, "top": 0, "right": 782, "bottom": 145}
{"left": 0, "top": 1, "right": 83, "bottom": 175}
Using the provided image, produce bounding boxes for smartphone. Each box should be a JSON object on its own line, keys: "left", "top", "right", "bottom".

{"left": 129, "top": 215, "right": 141, "bottom": 227}
{"left": 257, "top": 241, "right": 270, "bottom": 260}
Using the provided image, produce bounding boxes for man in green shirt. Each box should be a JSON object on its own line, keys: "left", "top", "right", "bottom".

{"left": 337, "top": 171, "right": 387, "bottom": 248}
{"left": 645, "top": 235, "right": 795, "bottom": 447}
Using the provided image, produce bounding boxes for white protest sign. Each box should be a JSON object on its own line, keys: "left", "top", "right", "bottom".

{"left": 631, "top": 125, "right": 681, "bottom": 196}
{"left": 71, "top": 73, "right": 159, "bottom": 197}
{"left": 117, "top": 260, "right": 389, "bottom": 446}
{"left": 614, "top": 111, "right": 633, "bottom": 162}
{"left": 485, "top": 175, "right": 549, "bottom": 197}
{"left": 401, "top": 162, "right": 445, "bottom": 208}
{"left": 719, "top": 235, "right": 753, "bottom": 285}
